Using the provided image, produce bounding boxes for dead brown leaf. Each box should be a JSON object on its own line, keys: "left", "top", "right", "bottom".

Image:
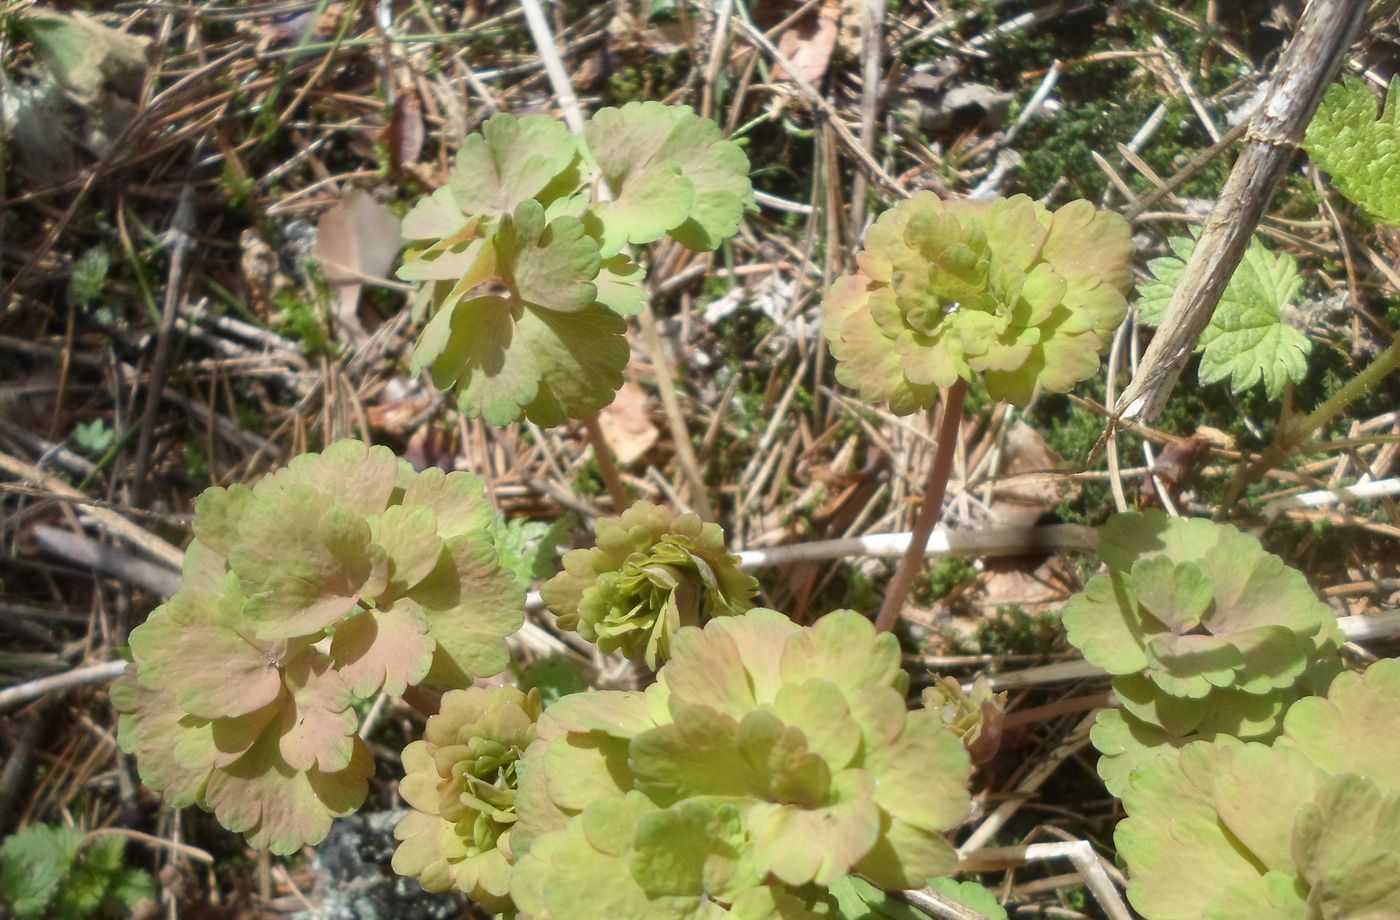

{"left": 598, "top": 380, "right": 659, "bottom": 465}
{"left": 988, "top": 421, "right": 1078, "bottom": 527}
{"left": 774, "top": 0, "right": 842, "bottom": 87}
{"left": 312, "top": 190, "right": 403, "bottom": 347}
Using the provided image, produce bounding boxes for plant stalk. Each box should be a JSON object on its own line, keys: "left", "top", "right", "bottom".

{"left": 875, "top": 379, "right": 968, "bottom": 633}
{"left": 583, "top": 414, "right": 630, "bottom": 512}
{"left": 1224, "top": 332, "right": 1400, "bottom": 509}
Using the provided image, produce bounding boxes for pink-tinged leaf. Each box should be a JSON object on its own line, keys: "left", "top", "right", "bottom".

{"left": 258, "top": 440, "right": 400, "bottom": 519}
{"left": 414, "top": 533, "right": 523, "bottom": 686}
{"left": 235, "top": 493, "right": 387, "bottom": 640}
{"left": 276, "top": 649, "right": 358, "bottom": 773}
{"left": 204, "top": 733, "right": 374, "bottom": 856}
{"left": 373, "top": 505, "right": 443, "bottom": 594}
{"left": 329, "top": 599, "right": 434, "bottom": 697}
{"left": 127, "top": 590, "right": 284, "bottom": 720}
{"left": 111, "top": 668, "right": 214, "bottom": 808}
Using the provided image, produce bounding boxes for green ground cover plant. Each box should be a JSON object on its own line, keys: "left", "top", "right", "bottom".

{"left": 76, "top": 60, "right": 1400, "bottom": 920}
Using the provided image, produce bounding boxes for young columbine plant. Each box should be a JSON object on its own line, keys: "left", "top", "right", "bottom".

{"left": 507, "top": 609, "right": 973, "bottom": 919}
{"left": 1116, "top": 658, "right": 1400, "bottom": 919}
{"left": 539, "top": 500, "right": 759, "bottom": 667}
{"left": 399, "top": 104, "right": 753, "bottom": 427}
{"left": 111, "top": 440, "right": 524, "bottom": 854}
{"left": 922, "top": 675, "right": 1007, "bottom": 766}
{"left": 393, "top": 686, "right": 542, "bottom": 912}
{"left": 821, "top": 192, "right": 1134, "bottom": 631}
{"left": 1062, "top": 510, "right": 1343, "bottom": 795}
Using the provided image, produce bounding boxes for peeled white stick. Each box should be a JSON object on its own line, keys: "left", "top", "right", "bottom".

{"left": 734, "top": 524, "right": 1096, "bottom": 568}
{"left": 956, "top": 840, "right": 1132, "bottom": 920}
{"left": 1263, "top": 477, "right": 1400, "bottom": 519}
{"left": 985, "top": 611, "right": 1400, "bottom": 691}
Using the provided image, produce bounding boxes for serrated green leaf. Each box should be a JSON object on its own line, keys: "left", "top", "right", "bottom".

{"left": 0, "top": 824, "right": 82, "bottom": 918}
{"left": 1304, "top": 77, "right": 1400, "bottom": 225}
{"left": 1136, "top": 235, "right": 1309, "bottom": 399}
{"left": 491, "top": 514, "right": 576, "bottom": 589}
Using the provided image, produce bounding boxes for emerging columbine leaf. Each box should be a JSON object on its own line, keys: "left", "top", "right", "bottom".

{"left": 1304, "top": 77, "right": 1400, "bottom": 225}
{"left": 1063, "top": 510, "right": 1342, "bottom": 796}
{"left": 398, "top": 104, "right": 752, "bottom": 426}
{"left": 822, "top": 193, "right": 1133, "bottom": 412}
{"left": 393, "top": 686, "right": 542, "bottom": 911}
{"left": 1116, "top": 658, "right": 1400, "bottom": 920}
{"left": 1137, "top": 235, "right": 1309, "bottom": 399}
{"left": 111, "top": 440, "right": 525, "bottom": 854}
{"left": 584, "top": 101, "right": 755, "bottom": 256}
{"left": 508, "top": 609, "right": 973, "bottom": 920}
{"left": 921, "top": 675, "right": 1006, "bottom": 765}
{"left": 540, "top": 501, "right": 759, "bottom": 668}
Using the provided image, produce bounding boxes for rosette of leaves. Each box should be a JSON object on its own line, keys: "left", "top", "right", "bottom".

{"left": 112, "top": 440, "right": 524, "bottom": 854}
{"left": 1116, "top": 658, "right": 1400, "bottom": 920}
{"left": 398, "top": 106, "right": 753, "bottom": 425}
{"left": 1062, "top": 510, "right": 1342, "bottom": 795}
{"left": 393, "top": 686, "right": 542, "bottom": 911}
{"left": 1304, "top": 76, "right": 1400, "bottom": 225}
{"left": 821, "top": 192, "right": 1134, "bottom": 412}
{"left": 540, "top": 500, "right": 759, "bottom": 668}
{"left": 921, "top": 675, "right": 1006, "bottom": 765}
{"left": 507, "top": 609, "right": 973, "bottom": 920}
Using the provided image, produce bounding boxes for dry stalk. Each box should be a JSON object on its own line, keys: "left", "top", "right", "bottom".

{"left": 1114, "top": 0, "right": 1369, "bottom": 424}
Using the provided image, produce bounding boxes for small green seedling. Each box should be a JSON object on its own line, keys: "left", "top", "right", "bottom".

{"left": 0, "top": 823, "right": 152, "bottom": 920}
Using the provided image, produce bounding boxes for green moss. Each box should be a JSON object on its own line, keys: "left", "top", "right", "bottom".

{"left": 963, "top": 607, "right": 1061, "bottom": 657}
{"left": 923, "top": 557, "right": 978, "bottom": 602}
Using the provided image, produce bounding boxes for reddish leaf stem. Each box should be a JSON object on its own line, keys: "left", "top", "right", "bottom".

{"left": 874, "top": 379, "right": 968, "bottom": 633}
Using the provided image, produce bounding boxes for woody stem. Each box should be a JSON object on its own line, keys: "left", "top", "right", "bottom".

{"left": 874, "top": 379, "right": 968, "bottom": 633}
